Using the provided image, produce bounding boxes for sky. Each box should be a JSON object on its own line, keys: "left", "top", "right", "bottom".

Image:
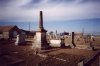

{"left": 0, "top": 0, "right": 100, "bottom": 33}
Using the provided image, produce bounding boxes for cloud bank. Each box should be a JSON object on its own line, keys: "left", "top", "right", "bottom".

{"left": 0, "top": 0, "right": 100, "bottom": 22}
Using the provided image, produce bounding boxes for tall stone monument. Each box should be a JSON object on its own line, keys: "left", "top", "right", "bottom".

{"left": 35, "top": 11, "right": 49, "bottom": 50}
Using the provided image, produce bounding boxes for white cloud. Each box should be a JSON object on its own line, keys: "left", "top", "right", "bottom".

{"left": 0, "top": 0, "right": 100, "bottom": 22}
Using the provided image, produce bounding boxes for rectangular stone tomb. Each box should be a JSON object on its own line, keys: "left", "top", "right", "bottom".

{"left": 50, "top": 39, "right": 64, "bottom": 47}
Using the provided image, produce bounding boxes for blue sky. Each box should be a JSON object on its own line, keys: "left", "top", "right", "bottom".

{"left": 0, "top": 0, "right": 100, "bottom": 33}
{"left": 0, "top": 18, "right": 100, "bottom": 33}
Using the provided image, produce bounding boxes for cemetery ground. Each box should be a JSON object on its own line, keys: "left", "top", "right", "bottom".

{"left": 0, "top": 37, "right": 100, "bottom": 66}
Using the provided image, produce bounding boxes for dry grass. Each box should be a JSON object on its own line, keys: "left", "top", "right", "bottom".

{"left": 0, "top": 38, "right": 100, "bottom": 66}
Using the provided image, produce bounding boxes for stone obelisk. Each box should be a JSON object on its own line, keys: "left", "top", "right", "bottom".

{"left": 35, "top": 11, "right": 49, "bottom": 50}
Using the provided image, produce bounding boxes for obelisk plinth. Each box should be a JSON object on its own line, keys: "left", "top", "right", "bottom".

{"left": 35, "top": 11, "right": 49, "bottom": 50}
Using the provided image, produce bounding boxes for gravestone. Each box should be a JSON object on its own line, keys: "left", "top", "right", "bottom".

{"left": 15, "top": 34, "right": 25, "bottom": 45}
{"left": 70, "top": 32, "right": 75, "bottom": 48}
{"left": 91, "top": 35, "right": 94, "bottom": 41}
{"left": 87, "top": 42, "right": 94, "bottom": 50}
{"left": 49, "top": 31, "right": 65, "bottom": 47}
{"left": 50, "top": 39, "right": 64, "bottom": 47}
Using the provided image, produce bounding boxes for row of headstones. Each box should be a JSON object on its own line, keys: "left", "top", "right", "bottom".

{"left": 48, "top": 33, "right": 64, "bottom": 40}
{"left": 49, "top": 32, "right": 94, "bottom": 41}
{"left": 48, "top": 32, "right": 74, "bottom": 48}
{"left": 14, "top": 31, "right": 61, "bottom": 45}
{"left": 70, "top": 32, "right": 94, "bottom": 50}
{"left": 49, "top": 32, "right": 94, "bottom": 50}
{"left": 14, "top": 32, "right": 94, "bottom": 51}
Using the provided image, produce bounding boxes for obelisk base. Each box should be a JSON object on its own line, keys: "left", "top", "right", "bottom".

{"left": 35, "top": 31, "right": 50, "bottom": 50}
{"left": 35, "top": 43, "right": 50, "bottom": 50}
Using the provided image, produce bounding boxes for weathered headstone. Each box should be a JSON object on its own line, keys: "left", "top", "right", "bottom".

{"left": 91, "top": 35, "right": 94, "bottom": 41}
{"left": 15, "top": 34, "right": 25, "bottom": 45}
{"left": 70, "top": 32, "right": 75, "bottom": 48}
{"left": 49, "top": 31, "right": 65, "bottom": 47}
{"left": 87, "top": 42, "right": 94, "bottom": 50}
